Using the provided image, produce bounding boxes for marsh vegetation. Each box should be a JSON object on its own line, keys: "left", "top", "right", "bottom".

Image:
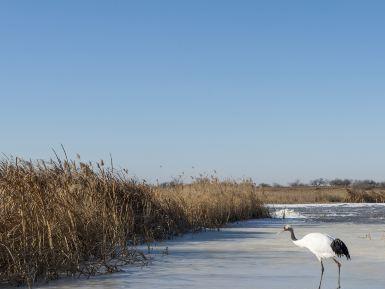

{"left": 0, "top": 155, "right": 267, "bottom": 287}
{"left": 257, "top": 184, "right": 385, "bottom": 204}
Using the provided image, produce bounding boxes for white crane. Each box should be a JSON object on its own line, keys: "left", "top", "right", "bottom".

{"left": 279, "top": 225, "right": 350, "bottom": 289}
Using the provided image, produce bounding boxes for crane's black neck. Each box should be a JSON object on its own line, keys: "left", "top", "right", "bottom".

{"left": 288, "top": 228, "right": 297, "bottom": 241}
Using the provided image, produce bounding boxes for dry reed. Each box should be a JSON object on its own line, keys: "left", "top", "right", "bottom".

{"left": 256, "top": 186, "right": 385, "bottom": 204}
{"left": 0, "top": 156, "right": 268, "bottom": 287}
{"left": 155, "top": 177, "right": 269, "bottom": 229}
{"left": 345, "top": 188, "right": 385, "bottom": 203}
{"left": 255, "top": 186, "right": 348, "bottom": 203}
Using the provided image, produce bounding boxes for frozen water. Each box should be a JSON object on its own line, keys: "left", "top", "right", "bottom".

{"left": 268, "top": 203, "right": 385, "bottom": 223}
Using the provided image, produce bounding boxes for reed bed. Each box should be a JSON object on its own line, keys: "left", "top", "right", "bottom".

{"left": 345, "top": 188, "right": 385, "bottom": 203}
{"left": 0, "top": 156, "right": 268, "bottom": 287}
{"left": 155, "top": 177, "right": 269, "bottom": 229}
{"left": 256, "top": 186, "right": 385, "bottom": 204}
{"left": 256, "top": 186, "right": 348, "bottom": 203}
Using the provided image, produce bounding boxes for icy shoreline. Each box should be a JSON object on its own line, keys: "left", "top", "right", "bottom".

{"left": 38, "top": 203, "right": 385, "bottom": 289}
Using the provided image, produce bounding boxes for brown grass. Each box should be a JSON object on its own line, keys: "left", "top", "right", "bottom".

{"left": 0, "top": 156, "right": 268, "bottom": 287}
{"left": 256, "top": 186, "right": 385, "bottom": 204}
{"left": 155, "top": 177, "right": 269, "bottom": 228}
{"left": 345, "top": 188, "right": 385, "bottom": 202}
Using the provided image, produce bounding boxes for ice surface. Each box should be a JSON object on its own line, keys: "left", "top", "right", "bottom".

{"left": 39, "top": 204, "right": 385, "bottom": 289}
{"left": 271, "top": 208, "right": 306, "bottom": 219}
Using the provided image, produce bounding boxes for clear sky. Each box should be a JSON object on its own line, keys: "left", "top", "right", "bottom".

{"left": 1, "top": 1, "right": 385, "bottom": 184}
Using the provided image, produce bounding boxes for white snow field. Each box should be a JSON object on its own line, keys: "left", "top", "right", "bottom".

{"left": 40, "top": 204, "right": 385, "bottom": 289}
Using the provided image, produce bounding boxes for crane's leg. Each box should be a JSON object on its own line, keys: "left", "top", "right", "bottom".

{"left": 333, "top": 258, "right": 341, "bottom": 288}
{"left": 318, "top": 260, "right": 324, "bottom": 289}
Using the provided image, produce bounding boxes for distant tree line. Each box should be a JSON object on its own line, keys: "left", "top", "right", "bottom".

{"left": 258, "top": 178, "right": 385, "bottom": 189}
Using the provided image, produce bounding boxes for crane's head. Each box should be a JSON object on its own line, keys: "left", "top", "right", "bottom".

{"left": 283, "top": 224, "right": 292, "bottom": 231}
{"left": 277, "top": 224, "right": 293, "bottom": 235}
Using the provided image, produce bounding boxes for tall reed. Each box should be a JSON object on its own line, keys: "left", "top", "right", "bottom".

{"left": 0, "top": 156, "right": 268, "bottom": 287}
{"left": 155, "top": 177, "right": 269, "bottom": 230}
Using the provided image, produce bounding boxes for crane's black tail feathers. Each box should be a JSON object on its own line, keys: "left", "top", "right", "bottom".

{"left": 331, "top": 238, "right": 351, "bottom": 260}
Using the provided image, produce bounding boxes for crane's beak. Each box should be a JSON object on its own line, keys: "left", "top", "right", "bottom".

{"left": 276, "top": 229, "right": 284, "bottom": 236}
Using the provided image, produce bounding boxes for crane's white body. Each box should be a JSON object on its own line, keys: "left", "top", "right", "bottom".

{"left": 293, "top": 233, "right": 336, "bottom": 261}
{"left": 281, "top": 225, "right": 350, "bottom": 289}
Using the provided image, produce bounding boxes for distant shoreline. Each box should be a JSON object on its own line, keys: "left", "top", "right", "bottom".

{"left": 256, "top": 186, "right": 385, "bottom": 204}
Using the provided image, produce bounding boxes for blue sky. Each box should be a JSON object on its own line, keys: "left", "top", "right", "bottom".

{"left": 1, "top": 1, "right": 385, "bottom": 183}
